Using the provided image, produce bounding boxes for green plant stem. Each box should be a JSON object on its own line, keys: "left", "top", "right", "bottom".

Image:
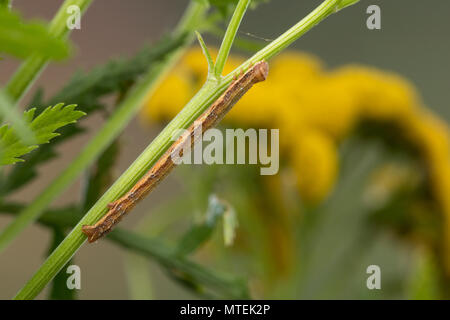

{"left": 0, "top": 1, "right": 206, "bottom": 254}
{"left": 0, "top": 204, "right": 247, "bottom": 298}
{"left": 14, "top": 0, "right": 358, "bottom": 300}
{"left": 213, "top": 0, "right": 251, "bottom": 79}
{"left": 109, "top": 229, "right": 249, "bottom": 299}
{"left": 4, "top": 0, "right": 93, "bottom": 103}
{"left": 48, "top": 227, "right": 76, "bottom": 300}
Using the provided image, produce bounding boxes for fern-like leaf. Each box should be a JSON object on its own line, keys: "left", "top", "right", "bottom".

{"left": 0, "top": 33, "right": 186, "bottom": 194}
{"left": 0, "top": 103, "right": 85, "bottom": 165}
{"left": 0, "top": 8, "right": 70, "bottom": 60}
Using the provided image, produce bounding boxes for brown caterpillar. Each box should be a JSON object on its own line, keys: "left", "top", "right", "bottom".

{"left": 82, "top": 61, "right": 269, "bottom": 243}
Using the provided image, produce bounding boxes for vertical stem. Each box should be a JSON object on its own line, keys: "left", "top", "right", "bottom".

{"left": 13, "top": 0, "right": 359, "bottom": 300}
{"left": 10, "top": 2, "right": 208, "bottom": 300}
{"left": 0, "top": 0, "right": 206, "bottom": 255}
{"left": 222, "top": 0, "right": 358, "bottom": 81}
{"left": 4, "top": 0, "right": 93, "bottom": 103}
{"left": 213, "top": 0, "right": 251, "bottom": 79}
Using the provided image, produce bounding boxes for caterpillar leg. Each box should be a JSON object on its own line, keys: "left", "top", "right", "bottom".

{"left": 82, "top": 225, "right": 100, "bottom": 243}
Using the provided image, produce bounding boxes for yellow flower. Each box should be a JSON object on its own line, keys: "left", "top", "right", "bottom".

{"left": 330, "top": 65, "right": 420, "bottom": 122}
{"left": 142, "top": 71, "right": 193, "bottom": 122}
{"left": 226, "top": 76, "right": 282, "bottom": 127}
{"left": 142, "top": 46, "right": 450, "bottom": 275}
{"left": 181, "top": 47, "right": 211, "bottom": 85}
{"left": 402, "top": 110, "right": 450, "bottom": 166}
{"left": 269, "top": 52, "right": 323, "bottom": 83}
{"left": 364, "top": 163, "right": 422, "bottom": 209}
{"left": 290, "top": 130, "right": 338, "bottom": 203}
{"left": 400, "top": 110, "right": 450, "bottom": 270}
{"left": 290, "top": 76, "right": 360, "bottom": 139}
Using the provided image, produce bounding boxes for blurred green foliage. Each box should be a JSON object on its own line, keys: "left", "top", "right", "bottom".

{"left": 0, "top": 8, "right": 70, "bottom": 60}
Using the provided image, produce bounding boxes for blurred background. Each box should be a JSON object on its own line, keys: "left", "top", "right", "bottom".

{"left": 1, "top": 0, "right": 449, "bottom": 299}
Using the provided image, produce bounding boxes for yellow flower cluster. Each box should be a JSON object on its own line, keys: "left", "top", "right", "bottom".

{"left": 142, "top": 48, "right": 450, "bottom": 267}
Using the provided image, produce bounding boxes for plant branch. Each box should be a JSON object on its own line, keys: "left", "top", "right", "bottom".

{"left": 108, "top": 230, "right": 249, "bottom": 299}
{"left": 0, "top": 203, "right": 248, "bottom": 299}
{"left": 4, "top": 0, "right": 93, "bottom": 103}
{"left": 13, "top": 0, "right": 359, "bottom": 300}
{"left": 213, "top": 0, "right": 251, "bottom": 79}
{"left": 0, "top": 1, "right": 207, "bottom": 254}
{"left": 0, "top": 90, "right": 35, "bottom": 145}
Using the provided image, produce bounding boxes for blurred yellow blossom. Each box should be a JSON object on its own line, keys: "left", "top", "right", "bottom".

{"left": 141, "top": 48, "right": 447, "bottom": 203}
{"left": 142, "top": 47, "right": 450, "bottom": 272}
{"left": 329, "top": 65, "right": 420, "bottom": 122}
{"left": 290, "top": 130, "right": 338, "bottom": 204}
{"left": 141, "top": 71, "right": 192, "bottom": 122}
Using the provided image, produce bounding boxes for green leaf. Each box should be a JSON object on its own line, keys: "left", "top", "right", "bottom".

{"left": 0, "top": 90, "right": 36, "bottom": 145}
{"left": 176, "top": 195, "right": 231, "bottom": 256}
{"left": 0, "top": 33, "right": 186, "bottom": 194}
{"left": 223, "top": 204, "right": 238, "bottom": 246}
{"left": 0, "top": 8, "right": 70, "bottom": 60}
{"left": 0, "top": 103, "right": 85, "bottom": 165}
{"left": 109, "top": 229, "right": 250, "bottom": 299}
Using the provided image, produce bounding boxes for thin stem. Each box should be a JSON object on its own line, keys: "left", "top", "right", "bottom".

{"left": 109, "top": 230, "right": 249, "bottom": 299}
{"left": 214, "top": 0, "right": 251, "bottom": 79}
{"left": 14, "top": 0, "right": 358, "bottom": 300}
{"left": 195, "top": 31, "right": 214, "bottom": 76}
{"left": 0, "top": 1, "right": 207, "bottom": 253}
{"left": 223, "top": 0, "right": 359, "bottom": 81}
{"left": 0, "top": 205, "right": 247, "bottom": 298}
{"left": 4, "top": 0, "right": 93, "bottom": 103}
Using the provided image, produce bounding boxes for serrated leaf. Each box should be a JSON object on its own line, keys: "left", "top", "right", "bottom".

{"left": 0, "top": 90, "right": 36, "bottom": 145}
{"left": 0, "top": 8, "right": 70, "bottom": 60}
{"left": 0, "top": 103, "right": 85, "bottom": 165}
{"left": 0, "top": 33, "right": 186, "bottom": 194}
